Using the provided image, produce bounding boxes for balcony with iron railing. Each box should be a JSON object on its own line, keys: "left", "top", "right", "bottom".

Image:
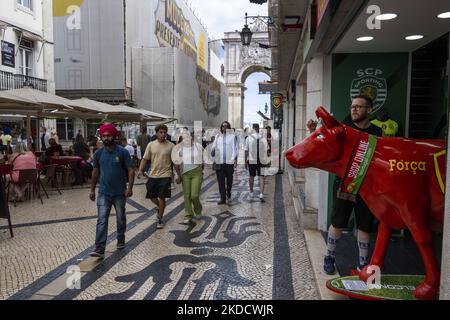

{"left": 0, "top": 70, "right": 47, "bottom": 92}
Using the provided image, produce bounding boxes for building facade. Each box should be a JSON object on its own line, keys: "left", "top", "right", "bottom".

{"left": 0, "top": 0, "right": 56, "bottom": 139}
{"left": 53, "top": 0, "right": 228, "bottom": 128}
{"left": 0, "top": 0, "right": 55, "bottom": 93}
{"left": 267, "top": 0, "right": 450, "bottom": 298}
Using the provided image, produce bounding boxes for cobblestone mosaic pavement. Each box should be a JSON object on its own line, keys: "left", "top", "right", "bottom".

{"left": 0, "top": 168, "right": 319, "bottom": 300}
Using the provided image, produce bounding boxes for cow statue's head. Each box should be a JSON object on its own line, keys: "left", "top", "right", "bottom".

{"left": 285, "top": 107, "right": 345, "bottom": 169}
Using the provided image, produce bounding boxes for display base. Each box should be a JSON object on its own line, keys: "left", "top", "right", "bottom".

{"left": 326, "top": 274, "right": 425, "bottom": 300}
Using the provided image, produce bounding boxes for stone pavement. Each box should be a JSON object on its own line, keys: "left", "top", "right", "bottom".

{"left": 0, "top": 168, "right": 319, "bottom": 300}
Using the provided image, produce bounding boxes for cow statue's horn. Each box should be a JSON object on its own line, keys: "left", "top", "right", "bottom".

{"left": 316, "top": 106, "right": 340, "bottom": 129}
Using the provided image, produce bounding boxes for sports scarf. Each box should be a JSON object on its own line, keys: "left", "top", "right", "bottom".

{"left": 337, "top": 132, "right": 377, "bottom": 202}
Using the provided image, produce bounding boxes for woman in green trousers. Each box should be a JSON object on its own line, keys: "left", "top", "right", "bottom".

{"left": 173, "top": 130, "right": 204, "bottom": 223}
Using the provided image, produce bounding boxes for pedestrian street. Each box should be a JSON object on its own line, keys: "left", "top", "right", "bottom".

{"left": 0, "top": 167, "right": 319, "bottom": 300}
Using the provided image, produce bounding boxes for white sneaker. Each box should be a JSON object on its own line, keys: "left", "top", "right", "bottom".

{"left": 259, "top": 193, "right": 264, "bottom": 200}
{"left": 156, "top": 219, "right": 165, "bottom": 229}
{"left": 183, "top": 218, "right": 192, "bottom": 224}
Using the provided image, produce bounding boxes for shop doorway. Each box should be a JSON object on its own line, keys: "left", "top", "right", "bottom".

{"left": 409, "top": 33, "right": 449, "bottom": 139}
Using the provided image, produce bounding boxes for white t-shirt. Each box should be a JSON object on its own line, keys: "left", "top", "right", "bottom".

{"left": 244, "top": 133, "right": 269, "bottom": 164}
{"left": 125, "top": 144, "right": 135, "bottom": 157}
{"left": 176, "top": 143, "right": 203, "bottom": 175}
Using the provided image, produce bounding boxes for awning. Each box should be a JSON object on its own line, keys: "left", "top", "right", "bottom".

{"left": 69, "top": 98, "right": 174, "bottom": 122}
{"left": 2, "top": 87, "right": 74, "bottom": 110}
{"left": 13, "top": 27, "right": 44, "bottom": 42}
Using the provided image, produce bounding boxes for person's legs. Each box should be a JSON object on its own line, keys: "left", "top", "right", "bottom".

{"left": 225, "top": 164, "right": 234, "bottom": 198}
{"left": 259, "top": 175, "right": 265, "bottom": 194}
{"left": 113, "top": 195, "right": 127, "bottom": 244}
{"left": 94, "top": 193, "right": 113, "bottom": 251}
{"left": 182, "top": 172, "right": 194, "bottom": 219}
{"left": 249, "top": 176, "right": 255, "bottom": 193}
{"left": 72, "top": 163, "right": 83, "bottom": 185}
{"left": 158, "top": 197, "right": 166, "bottom": 219}
{"left": 324, "top": 179, "right": 354, "bottom": 274}
{"left": 14, "top": 184, "right": 24, "bottom": 200}
{"left": 216, "top": 167, "right": 226, "bottom": 202}
{"left": 326, "top": 225, "right": 343, "bottom": 259}
{"left": 149, "top": 197, "right": 160, "bottom": 208}
{"left": 355, "top": 196, "right": 375, "bottom": 268}
{"left": 190, "top": 167, "right": 203, "bottom": 216}
{"left": 357, "top": 230, "right": 370, "bottom": 267}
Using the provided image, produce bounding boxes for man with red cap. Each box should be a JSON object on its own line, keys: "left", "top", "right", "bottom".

{"left": 89, "top": 123, "right": 135, "bottom": 258}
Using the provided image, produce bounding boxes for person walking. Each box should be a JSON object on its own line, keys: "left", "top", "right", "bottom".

{"left": 138, "top": 124, "right": 174, "bottom": 229}
{"left": 245, "top": 123, "right": 269, "bottom": 200}
{"left": 40, "top": 127, "right": 50, "bottom": 152}
{"left": 211, "top": 121, "right": 238, "bottom": 205}
{"left": 136, "top": 126, "right": 151, "bottom": 171}
{"left": 89, "top": 124, "right": 135, "bottom": 258}
{"left": 173, "top": 130, "right": 204, "bottom": 224}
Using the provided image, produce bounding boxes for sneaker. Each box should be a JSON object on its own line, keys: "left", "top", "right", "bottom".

{"left": 156, "top": 219, "right": 165, "bottom": 229}
{"left": 90, "top": 248, "right": 105, "bottom": 259}
{"left": 116, "top": 239, "right": 125, "bottom": 250}
{"left": 323, "top": 256, "right": 336, "bottom": 275}
{"left": 259, "top": 193, "right": 264, "bottom": 200}
{"left": 183, "top": 218, "right": 192, "bottom": 224}
{"left": 192, "top": 214, "right": 202, "bottom": 221}
{"left": 217, "top": 200, "right": 226, "bottom": 205}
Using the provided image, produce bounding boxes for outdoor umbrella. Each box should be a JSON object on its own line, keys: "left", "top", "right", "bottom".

{"left": 2, "top": 87, "right": 75, "bottom": 112}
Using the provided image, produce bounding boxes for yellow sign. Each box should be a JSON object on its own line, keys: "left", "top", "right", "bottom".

{"left": 197, "top": 33, "right": 206, "bottom": 70}
{"left": 388, "top": 160, "right": 426, "bottom": 175}
{"left": 53, "top": 0, "right": 84, "bottom": 16}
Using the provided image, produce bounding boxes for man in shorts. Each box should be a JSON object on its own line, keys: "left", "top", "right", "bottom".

{"left": 138, "top": 124, "right": 174, "bottom": 229}
{"left": 245, "top": 123, "right": 269, "bottom": 200}
{"left": 307, "top": 95, "right": 382, "bottom": 274}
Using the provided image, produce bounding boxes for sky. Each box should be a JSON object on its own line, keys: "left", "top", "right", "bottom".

{"left": 188, "top": 0, "right": 270, "bottom": 126}
{"left": 188, "top": 0, "right": 268, "bottom": 39}
{"left": 244, "top": 73, "right": 271, "bottom": 127}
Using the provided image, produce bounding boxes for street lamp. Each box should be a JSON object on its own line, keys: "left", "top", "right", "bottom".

{"left": 240, "top": 12, "right": 273, "bottom": 46}
{"left": 240, "top": 13, "right": 253, "bottom": 46}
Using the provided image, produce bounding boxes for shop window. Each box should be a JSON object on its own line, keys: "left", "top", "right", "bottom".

{"left": 56, "top": 119, "right": 74, "bottom": 141}
{"left": 18, "top": 39, "right": 34, "bottom": 77}
{"left": 68, "top": 69, "right": 82, "bottom": 89}
{"left": 17, "top": 0, "right": 32, "bottom": 10}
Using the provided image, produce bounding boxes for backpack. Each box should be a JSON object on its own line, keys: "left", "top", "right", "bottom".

{"left": 95, "top": 147, "right": 129, "bottom": 182}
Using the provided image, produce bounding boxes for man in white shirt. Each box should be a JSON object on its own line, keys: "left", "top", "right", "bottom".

{"left": 245, "top": 123, "right": 269, "bottom": 200}
{"left": 40, "top": 127, "right": 50, "bottom": 151}
{"left": 211, "top": 121, "right": 238, "bottom": 204}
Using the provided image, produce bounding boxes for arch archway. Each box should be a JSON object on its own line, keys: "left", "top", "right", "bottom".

{"left": 223, "top": 22, "right": 271, "bottom": 128}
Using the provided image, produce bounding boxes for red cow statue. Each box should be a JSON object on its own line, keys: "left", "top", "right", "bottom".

{"left": 285, "top": 106, "right": 445, "bottom": 300}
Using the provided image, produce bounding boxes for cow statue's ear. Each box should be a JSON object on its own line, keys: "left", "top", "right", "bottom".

{"left": 316, "top": 106, "right": 340, "bottom": 129}
{"left": 331, "top": 126, "right": 344, "bottom": 137}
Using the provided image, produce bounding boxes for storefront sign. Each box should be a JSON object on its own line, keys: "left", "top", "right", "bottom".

{"left": 350, "top": 68, "right": 387, "bottom": 113}
{"left": 1, "top": 41, "right": 15, "bottom": 68}
{"left": 271, "top": 93, "right": 284, "bottom": 110}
